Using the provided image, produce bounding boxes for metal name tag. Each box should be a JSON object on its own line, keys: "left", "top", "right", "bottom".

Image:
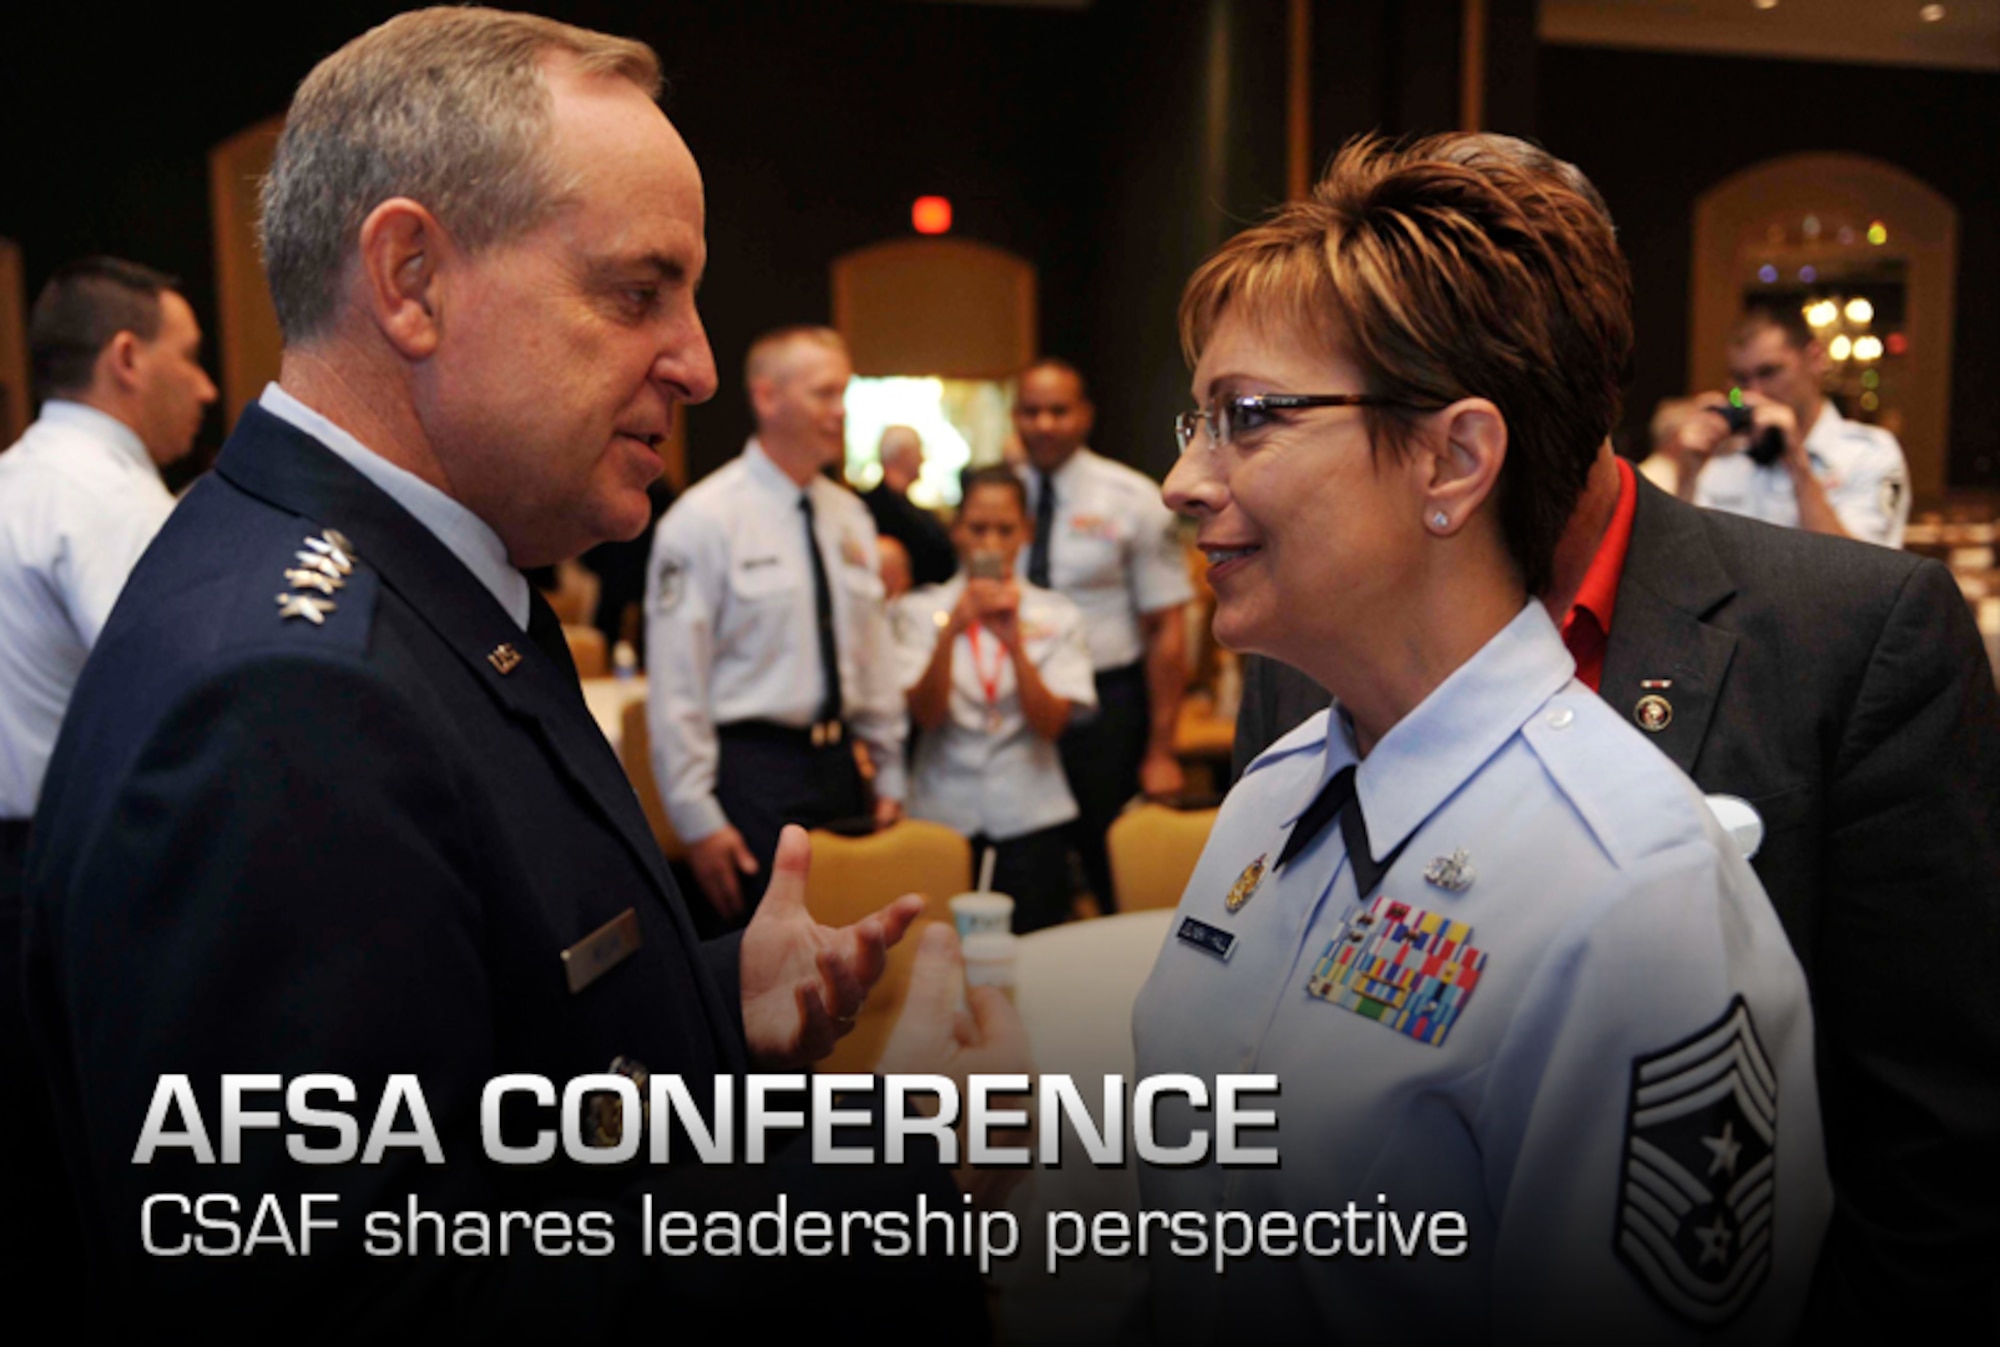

{"left": 562, "top": 908, "right": 643, "bottom": 994}
{"left": 1177, "top": 916, "right": 1237, "bottom": 962}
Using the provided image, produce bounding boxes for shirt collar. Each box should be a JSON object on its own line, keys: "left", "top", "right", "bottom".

{"left": 744, "top": 438, "right": 818, "bottom": 503}
{"left": 1042, "top": 445, "right": 1090, "bottom": 492}
{"left": 37, "top": 400, "right": 154, "bottom": 476}
{"left": 1324, "top": 601, "right": 1577, "bottom": 860}
{"left": 1565, "top": 456, "right": 1638, "bottom": 637}
{"left": 257, "top": 383, "right": 530, "bottom": 630}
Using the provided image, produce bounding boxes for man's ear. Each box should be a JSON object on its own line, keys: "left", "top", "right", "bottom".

{"left": 356, "top": 197, "right": 447, "bottom": 360}
{"left": 1419, "top": 398, "right": 1507, "bottom": 535}
{"left": 747, "top": 374, "right": 775, "bottom": 423}
{"left": 96, "top": 329, "right": 145, "bottom": 395}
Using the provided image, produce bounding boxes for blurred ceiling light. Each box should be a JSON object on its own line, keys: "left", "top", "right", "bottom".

{"left": 1753, "top": 0, "right": 1780, "bottom": 9}
{"left": 1920, "top": 5, "right": 1947, "bottom": 22}
{"left": 1853, "top": 335, "right": 1885, "bottom": 362}
{"left": 1758, "top": 263, "right": 1779, "bottom": 284}
{"left": 1867, "top": 221, "right": 1889, "bottom": 245}
{"left": 1844, "top": 297, "right": 1875, "bottom": 325}
{"left": 1806, "top": 300, "right": 1841, "bottom": 328}
{"left": 1860, "top": 391, "right": 1881, "bottom": 411}
{"left": 1828, "top": 335, "right": 1854, "bottom": 361}
{"left": 1886, "top": 332, "right": 1910, "bottom": 356}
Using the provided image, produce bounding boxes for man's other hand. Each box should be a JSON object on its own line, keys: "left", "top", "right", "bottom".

{"left": 739, "top": 825, "right": 924, "bottom": 1068}
{"left": 689, "top": 825, "right": 758, "bottom": 921}
{"left": 1139, "top": 747, "right": 1185, "bottom": 802}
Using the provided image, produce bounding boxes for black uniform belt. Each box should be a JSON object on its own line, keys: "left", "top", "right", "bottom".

{"left": 718, "top": 719, "right": 849, "bottom": 751}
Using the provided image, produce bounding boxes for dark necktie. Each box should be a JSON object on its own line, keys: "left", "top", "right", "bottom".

{"left": 1028, "top": 471, "right": 1055, "bottom": 589}
{"left": 526, "top": 587, "right": 581, "bottom": 689}
{"left": 1275, "top": 764, "right": 1409, "bottom": 898}
{"left": 800, "top": 494, "right": 843, "bottom": 727}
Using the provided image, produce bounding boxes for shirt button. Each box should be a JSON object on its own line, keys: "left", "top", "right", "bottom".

{"left": 1547, "top": 707, "right": 1574, "bottom": 730}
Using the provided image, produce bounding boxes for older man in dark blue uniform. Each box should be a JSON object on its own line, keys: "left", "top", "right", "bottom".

{"left": 23, "top": 10, "right": 1014, "bottom": 1338}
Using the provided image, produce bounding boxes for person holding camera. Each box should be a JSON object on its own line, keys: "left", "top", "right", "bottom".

{"left": 1677, "top": 306, "right": 1909, "bottom": 548}
{"left": 893, "top": 466, "right": 1096, "bottom": 932}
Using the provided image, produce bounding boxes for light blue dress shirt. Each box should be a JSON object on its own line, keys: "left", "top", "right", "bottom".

{"left": 1132, "top": 601, "right": 1830, "bottom": 1341}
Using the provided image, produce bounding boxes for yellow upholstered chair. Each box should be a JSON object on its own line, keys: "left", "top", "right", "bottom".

{"left": 804, "top": 820, "right": 971, "bottom": 1073}
{"left": 618, "top": 700, "right": 687, "bottom": 862}
{"left": 1107, "top": 803, "right": 1217, "bottom": 912}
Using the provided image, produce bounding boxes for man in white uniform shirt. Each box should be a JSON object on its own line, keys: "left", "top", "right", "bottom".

{"left": 1682, "top": 307, "right": 1909, "bottom": 548}
{"left": 647, "top": 326, "right": 906, "bottom": 924}
{"left": 0, "top": 254, "right": 214, "bottom": 1280}
{"left": 1014, "top": 359, "right": 1192, "bottom": 911}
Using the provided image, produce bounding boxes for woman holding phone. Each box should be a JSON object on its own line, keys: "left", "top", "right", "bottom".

{"left": 893, "top": 466, "right": 1097, "bottom": 931}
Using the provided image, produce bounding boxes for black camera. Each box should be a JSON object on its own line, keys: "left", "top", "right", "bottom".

{"left": 1711, "top": 399, "right": 1787, "bottom": 467}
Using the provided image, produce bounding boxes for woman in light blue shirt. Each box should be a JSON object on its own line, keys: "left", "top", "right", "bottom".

{"left": 1131, "top": 134, "right": 1828, "bottom": 1343}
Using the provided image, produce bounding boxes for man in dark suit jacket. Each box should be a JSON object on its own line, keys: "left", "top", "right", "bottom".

{"left": 23, "top": 11, "right": 1010, "bottom": 1337}
{"left": 1232, "top": 463, "right": 2000, "bottom": 1334}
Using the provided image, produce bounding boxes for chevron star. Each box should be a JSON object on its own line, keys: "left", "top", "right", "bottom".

{"left": 1694, "top": 1212, "right": 1733, "bottom": 1267}
{"left": 1701, "top": 1119, "right": 1743, "bottom": 1178}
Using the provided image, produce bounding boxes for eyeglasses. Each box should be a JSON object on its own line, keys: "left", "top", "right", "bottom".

{"left": 1173, "top": 393, "right": 1441, "bottom": 454}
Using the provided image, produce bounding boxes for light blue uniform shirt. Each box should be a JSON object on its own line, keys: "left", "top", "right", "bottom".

{"left": 1132, "top": 602, "right": 1829, "bottom": 1342}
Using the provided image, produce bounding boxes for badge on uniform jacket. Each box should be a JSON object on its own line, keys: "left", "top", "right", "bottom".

{"left": 1305, "top": 895, "right": 1487, "bottom": 1047}
{"left": 1615, "top": 997, "right": 1776, "bottom": 1327}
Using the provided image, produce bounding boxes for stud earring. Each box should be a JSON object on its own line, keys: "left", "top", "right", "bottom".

{"left": 1430, "top": 511, "right": 1449, "bottom": 530}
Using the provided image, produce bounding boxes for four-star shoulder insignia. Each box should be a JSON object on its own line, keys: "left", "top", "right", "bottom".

{"left": 275, "top": 529, "right": 358, "bottom": 627}
{"left": 1616, "top": 996, "right": 1778, "bottom": 1327}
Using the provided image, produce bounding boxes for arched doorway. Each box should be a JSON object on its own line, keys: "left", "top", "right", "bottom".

{"left": 1691, "top": 153, "right": 1958, "bottom": 498}
{"left": 830, "top": 237, "right": 1037, "bottom": 506}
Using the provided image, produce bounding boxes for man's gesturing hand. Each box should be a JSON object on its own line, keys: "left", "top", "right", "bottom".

{"left": 739, "top": 824, "right": 924, "bottom": 1068}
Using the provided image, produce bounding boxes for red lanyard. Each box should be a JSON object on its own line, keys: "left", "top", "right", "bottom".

{"left": 965, "top": 621, "right": 1006, "bottom": 730}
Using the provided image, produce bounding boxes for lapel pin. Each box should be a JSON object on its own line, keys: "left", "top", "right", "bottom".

{"left": 1639, "top": 678, "right": 1674, "bottom": 690}
{"left": 489, "top": 643, "right": 523, "bottom": 675}
{"left": 1224, "top": 853, "right": 1267, "bottom": 913}
{"left": 1423, "top": 848, "right": 1475, "bottom": 892}
{"left": 275, "top": 593, "right": 335, "bottom": 625}
{"left": 1635, "top": 694, "right": 1674, "bottom": 733}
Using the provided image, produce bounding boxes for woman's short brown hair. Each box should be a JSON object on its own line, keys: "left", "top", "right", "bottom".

{"left": 1179, "top": 133, "right": 1632, "bottom": 595}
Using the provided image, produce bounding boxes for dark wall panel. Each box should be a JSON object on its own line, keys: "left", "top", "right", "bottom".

{"left": 1538, "top": 44, "right": 2000, "bottom": 486}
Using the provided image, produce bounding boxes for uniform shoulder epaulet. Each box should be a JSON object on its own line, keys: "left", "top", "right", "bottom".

{"left": 1522, "top": 691, "right": 1710, "bottom": 869}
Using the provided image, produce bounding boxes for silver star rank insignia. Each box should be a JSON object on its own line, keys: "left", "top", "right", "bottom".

{"left": 283, "top": 568, "right": 340, "bottom": 596}
{"left": 275, "top": 593, "right": 336, "bottom": 625}
{"left": 293, "top": 551, "right": 345, "bottom": 581}
{"left": 302, "top": 531, "right": 356, "bottom": 574}
{"left": 1224, "top": 854, "right": 1267, "bottom": 914}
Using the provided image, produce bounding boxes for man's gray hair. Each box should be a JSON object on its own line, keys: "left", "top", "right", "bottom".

{"left": 259, "top": 6, "right": 660, "bottom": 342}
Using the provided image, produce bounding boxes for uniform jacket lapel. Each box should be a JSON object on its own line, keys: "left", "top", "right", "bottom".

{"left": 215, "top": 406, "right": 683, "bottom": 911}
{"left": 1602, "top": 477, "right": 1739, "bottom": 775}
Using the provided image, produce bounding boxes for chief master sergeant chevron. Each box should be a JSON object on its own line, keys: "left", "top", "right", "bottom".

{"left": 21, "top": 8, "right": 1017, "bottom": 1337}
